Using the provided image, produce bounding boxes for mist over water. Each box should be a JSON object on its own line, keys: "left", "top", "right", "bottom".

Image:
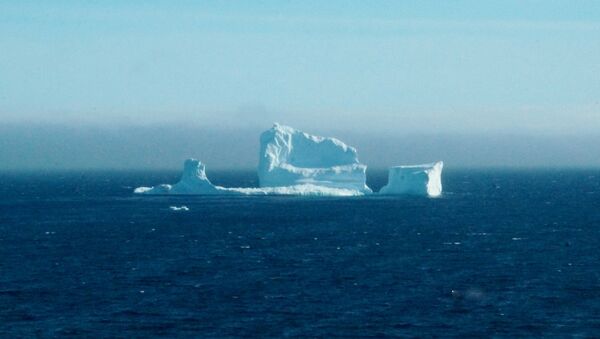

{"left": 1, "top": 123, "right": 599, "bottom": 171}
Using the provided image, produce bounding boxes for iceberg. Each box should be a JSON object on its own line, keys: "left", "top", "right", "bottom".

{"left": 379, "top": 161, "right": 444, "bottom": 197}
{"left": 258, "top": 124, "right": 372, "bottom": 194}
{"left": 133, "top": 124, "right": 444, "bottom": 197}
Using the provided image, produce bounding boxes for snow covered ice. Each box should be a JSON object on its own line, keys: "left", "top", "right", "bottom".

{"left": 379, "top": 162, "right": 444, "bottom": 197}
{"left": 134, "top": 124, "right": 443, "bottom": 197}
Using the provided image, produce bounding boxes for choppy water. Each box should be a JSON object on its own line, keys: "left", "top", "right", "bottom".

{"left": 1, "top": 169, "right": 599, "bottom": 337}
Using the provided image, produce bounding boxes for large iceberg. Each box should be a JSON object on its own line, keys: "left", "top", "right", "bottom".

{"left": 379, "top": 162, "right": 444, "bottom": 197}
{"left": 258, "top": 124, "right": 372, "bottom": 194}
{"left": 134, "top": 124, "right": 444, "bottom": 197}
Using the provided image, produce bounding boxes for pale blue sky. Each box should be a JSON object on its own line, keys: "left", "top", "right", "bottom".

{"left": 1, "top": 1, "right": 599, "bottom": 134}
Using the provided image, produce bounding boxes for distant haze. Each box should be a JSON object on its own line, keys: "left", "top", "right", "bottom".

{"left": 1, "top": 123, "right": 599, "bottom": 170}
{"left": 1, "top": 1, "right": 599, "bottom": 169}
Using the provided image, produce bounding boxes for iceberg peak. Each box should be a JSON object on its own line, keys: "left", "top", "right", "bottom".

{"left": 182, "top": 159, "right": 208, "bottom": 181}
{"left": 134, "top": 158, "right": 220, "bottom": 195}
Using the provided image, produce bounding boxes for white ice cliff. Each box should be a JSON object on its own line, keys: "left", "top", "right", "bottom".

{"left": 258, "top": 124, "right": 372, "bottom": 194}
{"left": 134, "top": 124, "right": 444, "bottom": 197}
{"left": 379, "top": 162, "right": 444, "bottom": 197}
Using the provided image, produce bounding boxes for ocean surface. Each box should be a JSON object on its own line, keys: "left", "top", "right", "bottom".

{"left": 1, "top": 169, "right": 599, "bottom": 337}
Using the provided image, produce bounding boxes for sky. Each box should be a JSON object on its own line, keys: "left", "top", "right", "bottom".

{"left": 1, "top": 1, "right": 599, "bottom": 169}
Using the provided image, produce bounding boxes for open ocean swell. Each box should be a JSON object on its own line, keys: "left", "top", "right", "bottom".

{"left": 0, "top": 169, "right": 599, "bottom": 337}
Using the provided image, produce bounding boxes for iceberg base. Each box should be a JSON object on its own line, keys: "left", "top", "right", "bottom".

{"left": 134, "top": 159, "right": 367, "bottom": 197}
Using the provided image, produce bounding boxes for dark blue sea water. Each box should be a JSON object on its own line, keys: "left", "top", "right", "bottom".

{"left": 1, "top": 169, "right": 599, "bottom": 337}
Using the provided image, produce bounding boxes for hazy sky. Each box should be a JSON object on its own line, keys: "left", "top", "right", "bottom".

{"left": 1, "top": 1, "right": 599, "bottom": 134}
{"left": 1, "top": 1, "right": 599, "bottom": 169}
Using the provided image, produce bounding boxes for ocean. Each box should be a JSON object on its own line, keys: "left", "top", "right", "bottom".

{"left": 1, "top": 169, "right": 599, "bottom": 337}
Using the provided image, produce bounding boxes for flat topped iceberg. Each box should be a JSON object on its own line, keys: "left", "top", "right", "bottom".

{"left": 379, "top": 161, "right": 444, "bottom": 197}
{"left": 258, "top": 123, "right": 371, "bottom": 194}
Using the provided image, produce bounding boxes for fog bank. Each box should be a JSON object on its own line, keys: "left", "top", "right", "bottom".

{"left": 1, "top": 123, "right": 599, "bottom": 170}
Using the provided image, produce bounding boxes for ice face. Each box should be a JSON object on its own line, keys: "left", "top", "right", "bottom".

{"left": 258, "top": 124, "right": 372, "bottom": 193}
{"left": 379, "top": 161, "right": 444, "bottom": 197}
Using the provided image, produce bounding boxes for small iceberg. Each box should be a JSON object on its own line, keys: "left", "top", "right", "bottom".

{"left": 169, "top": 206, "right": 189, "bottom": 211}
{"left": 379, "top": 162, "right": 443, "bottom": 197}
